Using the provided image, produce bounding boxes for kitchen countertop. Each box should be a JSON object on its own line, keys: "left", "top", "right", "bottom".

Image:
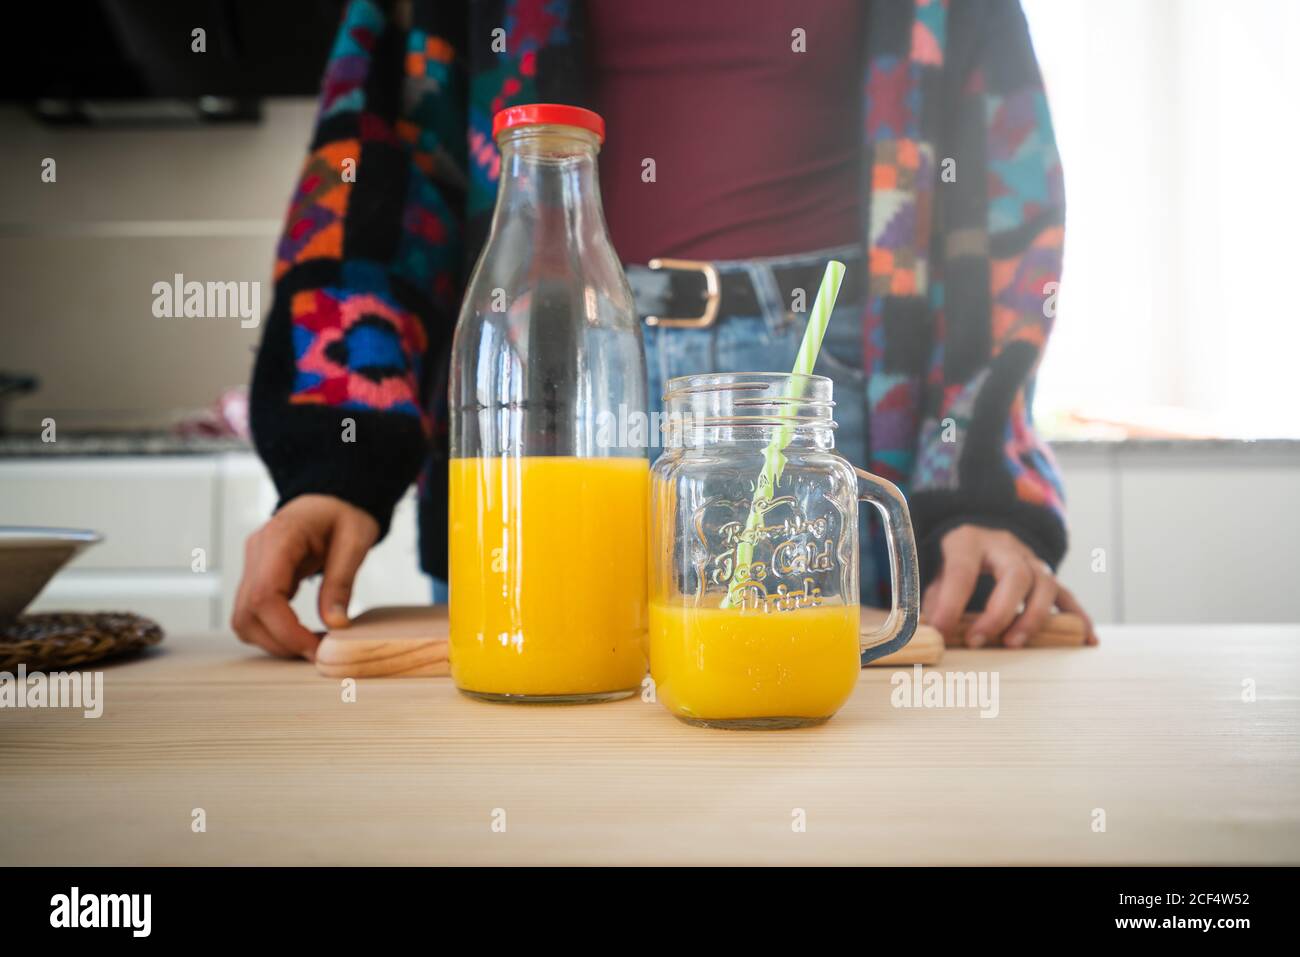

{"left": 1, "top": 432, "right": 1297, "bottom": 458}
{"left": 1, "top": 625, "right": 1298, "bottom": 865}
{"left": 0, "top": 432, "right": 250, "bottom": 457}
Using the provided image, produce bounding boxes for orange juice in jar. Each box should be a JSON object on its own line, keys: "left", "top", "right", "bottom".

{"left": 649, "top": 602, "right": 861, "bottom": 725}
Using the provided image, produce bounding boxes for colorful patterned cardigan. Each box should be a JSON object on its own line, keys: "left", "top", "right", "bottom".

{"left": 251, "top": 0, "right": 1069, "bottom": 588}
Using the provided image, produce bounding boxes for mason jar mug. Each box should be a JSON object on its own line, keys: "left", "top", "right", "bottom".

{"left": 648, "top": 373, "right": 920, "bottom": 728}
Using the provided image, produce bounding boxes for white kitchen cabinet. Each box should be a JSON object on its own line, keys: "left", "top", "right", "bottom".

{"left": 0, "top": 458, "right": 216, "bottom": 569}
{"left": 1117, "top": 447, "right": 1300, "bottom": 623}
{"left": 29, "top": 572, "right": 219, "bottom": 634}
{"left": 1053, "top": 445, "right": 1120, "bottom": 623}
{"left": 1, "top": 456, "right": 224, "bottom": 632}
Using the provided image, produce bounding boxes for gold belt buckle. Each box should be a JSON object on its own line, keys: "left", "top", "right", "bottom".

{"left": 643, "top": 258, "right": 721, "bottom": 329}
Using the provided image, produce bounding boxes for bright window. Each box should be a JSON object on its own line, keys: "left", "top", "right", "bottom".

{"left": 1023, "top": 0, "right": 1300, "bottom": 438}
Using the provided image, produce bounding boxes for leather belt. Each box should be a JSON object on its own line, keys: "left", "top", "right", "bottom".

{"left": 635, "top": 253, "right": 866, "bottom": 329}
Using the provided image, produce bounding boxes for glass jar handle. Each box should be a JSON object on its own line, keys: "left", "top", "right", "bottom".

{"left": 853, "top": 466, "right": 920, "bottom": 665}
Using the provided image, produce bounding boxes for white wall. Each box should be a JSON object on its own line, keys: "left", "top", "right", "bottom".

{"left": 0, "top": 99, "right": 316, "bottom": 432}
{"left": 1023, "top": 0, "right": 1299, "bottom": 437}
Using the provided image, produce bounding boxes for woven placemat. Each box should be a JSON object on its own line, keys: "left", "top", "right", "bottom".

{"left": 0, "top": 612, "right": 164, "bottom": 671}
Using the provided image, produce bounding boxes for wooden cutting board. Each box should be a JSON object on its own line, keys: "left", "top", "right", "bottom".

{"left": 316, "top": 606, "right": 1089, "bottom": 679}
{"left": 943, "top": 612, "right": 1089, "bottom": 648}
{"left": 316, "top": 605, "right": 947, "bottom": 678}
{"left": 315, "top": 606, "right": 450, "bottom": 678}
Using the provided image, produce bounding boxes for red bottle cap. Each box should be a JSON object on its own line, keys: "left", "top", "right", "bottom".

{"left": 492, "top": 103, "right": 605, "bottom": 143}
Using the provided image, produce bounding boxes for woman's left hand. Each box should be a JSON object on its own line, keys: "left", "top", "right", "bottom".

{"left": 922, "top": 524, "right": 1098, "bottom": 648}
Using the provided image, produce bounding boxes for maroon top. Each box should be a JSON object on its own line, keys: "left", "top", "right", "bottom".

{"left": 587, "top": 0, "right": 866, "bottom": 265}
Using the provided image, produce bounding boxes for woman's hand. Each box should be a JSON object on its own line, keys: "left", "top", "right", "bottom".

{"left": 922, "top": 524, "right": 1098, "bottom": 648}
{"left": 231, "top": 494, "right": 380, "bottom": 660}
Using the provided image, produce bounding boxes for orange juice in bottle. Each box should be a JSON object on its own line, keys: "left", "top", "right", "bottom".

{"left": 449, "top": 456, "right": 648, "bottom": 699}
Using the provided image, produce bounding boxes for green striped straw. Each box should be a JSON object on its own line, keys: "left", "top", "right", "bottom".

{"left": 721, "top": 260, "right": 846, "bottom": 609}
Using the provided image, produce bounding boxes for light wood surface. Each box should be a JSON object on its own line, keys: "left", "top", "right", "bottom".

{"left": 2, "top": 624, "right": 1298, "bottom": 865}
{"left": 315, "top": 605, "right": 945, "bottom": 678}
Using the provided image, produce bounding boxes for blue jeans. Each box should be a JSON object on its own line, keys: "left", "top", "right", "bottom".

{"left": 632, "top": 243, "right": 880, "bottom": 602}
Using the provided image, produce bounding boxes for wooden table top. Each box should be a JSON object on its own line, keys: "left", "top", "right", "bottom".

{"left": 2, "top": 625, "right": 1298, "bottom": 865}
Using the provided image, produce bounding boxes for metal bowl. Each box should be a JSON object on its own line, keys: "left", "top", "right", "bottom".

{"left": 0, "top": 527, "right": 102, "bottom": 621}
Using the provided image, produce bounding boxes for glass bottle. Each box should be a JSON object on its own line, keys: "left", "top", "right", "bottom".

{"left": 448, "top": 104, "right": 648, "bottom": 703}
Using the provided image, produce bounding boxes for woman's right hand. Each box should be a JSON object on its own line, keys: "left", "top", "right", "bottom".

{"left": 231, "top": 494, "right": 380, "bottom": 660}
